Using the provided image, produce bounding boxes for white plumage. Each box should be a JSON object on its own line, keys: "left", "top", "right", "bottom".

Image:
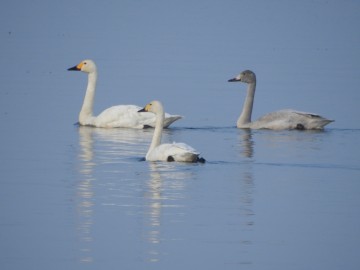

{"left": 228, "top": 70, "right": 334, "bottom": 130}
{"left": 68, "top": 59, "right": 182, "bottom": 128}
{"left": 139, "top": 101, "right": 205, "bottom": 163}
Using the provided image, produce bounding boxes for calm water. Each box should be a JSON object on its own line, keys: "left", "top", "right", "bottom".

{"left": 1, "top": 1, "right": 360, "bottom": 270}
{"left": 1, "top": 122, "right": 359, "bottom": 270}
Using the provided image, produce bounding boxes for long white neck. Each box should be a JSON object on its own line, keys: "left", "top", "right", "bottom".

{"left": 237, "top": 81, "right": 256, "bottom": 127}
{"left": 147, "top": 107, "right": 165, "bottom": 157}
{"left": 79, "top": 71, "right": 97, "bottom": 124}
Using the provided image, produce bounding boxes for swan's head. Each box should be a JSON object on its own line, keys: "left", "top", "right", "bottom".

{"left": 138, "top": 100, "right": 163, "bottom": 114}
{"left": 68, "top": 59, "right": 97, "bottom": 73}
{"left": 228, "top": 70, "right": 256, "bottom": 84}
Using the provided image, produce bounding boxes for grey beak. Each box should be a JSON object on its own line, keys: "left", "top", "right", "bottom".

{"left": 228, "top": 78, "right": 239, "bottom": 82}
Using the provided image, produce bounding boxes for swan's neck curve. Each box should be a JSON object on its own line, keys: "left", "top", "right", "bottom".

{"left": 79, "top": 71, "right": 97, "bottom": 124}
{"left": 237, "top": 81, "right": 256, "bottom": 127}
{"left": 147, "top": 107, "right": 165, "bottom": 157}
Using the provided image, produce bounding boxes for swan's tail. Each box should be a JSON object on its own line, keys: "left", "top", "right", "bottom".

{"left": 292, "top": 111, "right": 334, "bottom": 130}
{"left": 163, "top": 115, "right": 183, "bottom": 128}
{"left": 184, "top": 153, "right": 206, "bottom": 163}
{"left": 310, "top": 117, "right": 334, "bottom": 129}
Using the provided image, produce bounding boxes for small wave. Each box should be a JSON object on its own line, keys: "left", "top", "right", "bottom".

{"left": 256, "top": 162, "right": 360, "bottom": 171}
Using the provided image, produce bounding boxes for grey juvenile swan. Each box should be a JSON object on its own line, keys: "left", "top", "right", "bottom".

{"left": 228, "top": 70, "right": 334, "bottom": 130}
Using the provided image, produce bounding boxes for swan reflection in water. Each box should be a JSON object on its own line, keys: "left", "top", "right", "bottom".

{"left": 78, "top": 125, "right": 153, "bottom": 163}
{"left": 76, "top": 126, "right": 192, "bottom": 264}
{"left": 239, "top": 128, "right": 255, "bottom": 159}
{"left": 76, "top": 126, "right": 96, "bottom": 264}
{"left": 144, "top": 162, "right": 194, "bottom": 263}
{"left": 235, "top": 127, "right": 328, "bottom": 229}
{"left": 237, "top": 128, "right": 255, "bottom": 245}
{"left": 75, "top": 126, "right": 153, "bottom": 263}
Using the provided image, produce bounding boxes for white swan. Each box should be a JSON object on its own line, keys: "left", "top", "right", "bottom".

{"left": 228, "top": 70, "right": 334, "bottom": 130}
{"left": 138, "top": 100, "right": 205, "bottom": 163}
{"left": 67, "top": 59, "right": 182, "bottom": 128}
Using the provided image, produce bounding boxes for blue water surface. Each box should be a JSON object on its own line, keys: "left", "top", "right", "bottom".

{"left": 1, "top": 1, "right": 360, "bottom": 270}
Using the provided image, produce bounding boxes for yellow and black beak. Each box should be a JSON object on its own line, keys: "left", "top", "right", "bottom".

{"left": 67, "top": 62, "right": 83, "bottom": 71}
{"left": 67, "top": 65, "right": 80, "bottom": 71}
{"left": 138, "top": 103, "right": 152, "bottom": 113}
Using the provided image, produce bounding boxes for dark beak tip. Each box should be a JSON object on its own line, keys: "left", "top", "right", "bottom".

{"left": 138, "top": 108, "right": 146, "bottom": 113}
{"left": 67, "top": 66, "right": 79, "bottom": 71}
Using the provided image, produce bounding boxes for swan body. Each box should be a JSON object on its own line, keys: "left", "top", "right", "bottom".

{"left": 68, "top": 59, "right": 182, "bottom": 128}
{"left": 139, "top": 100, "right": 205, "bottom": 163}
{"left": 228, "top": 70, "right": 334, "bottom": 130}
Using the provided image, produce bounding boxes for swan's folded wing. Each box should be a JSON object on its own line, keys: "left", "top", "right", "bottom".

{"left": 290, "top": 110, "right": 324, "bottom": 118}
{"left": 95, "top": 105, "right": 182, "bottom": 128}
{"left": 95, "top": 105, "right": 155, "bottom": 128}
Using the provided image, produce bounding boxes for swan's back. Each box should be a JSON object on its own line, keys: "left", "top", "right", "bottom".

{"left": 146, "top": 143, "right": 204, "bottom": 163}
{"left": 94, "top": 105, "right": 150, "bottom": 128}
{"left": 246, "top": 109, "right": 334, "bottom": 130}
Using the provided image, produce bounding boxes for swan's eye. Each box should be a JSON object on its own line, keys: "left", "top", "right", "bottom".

{"left": 83, "top": 62, "right": 87, "bottom": 65}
